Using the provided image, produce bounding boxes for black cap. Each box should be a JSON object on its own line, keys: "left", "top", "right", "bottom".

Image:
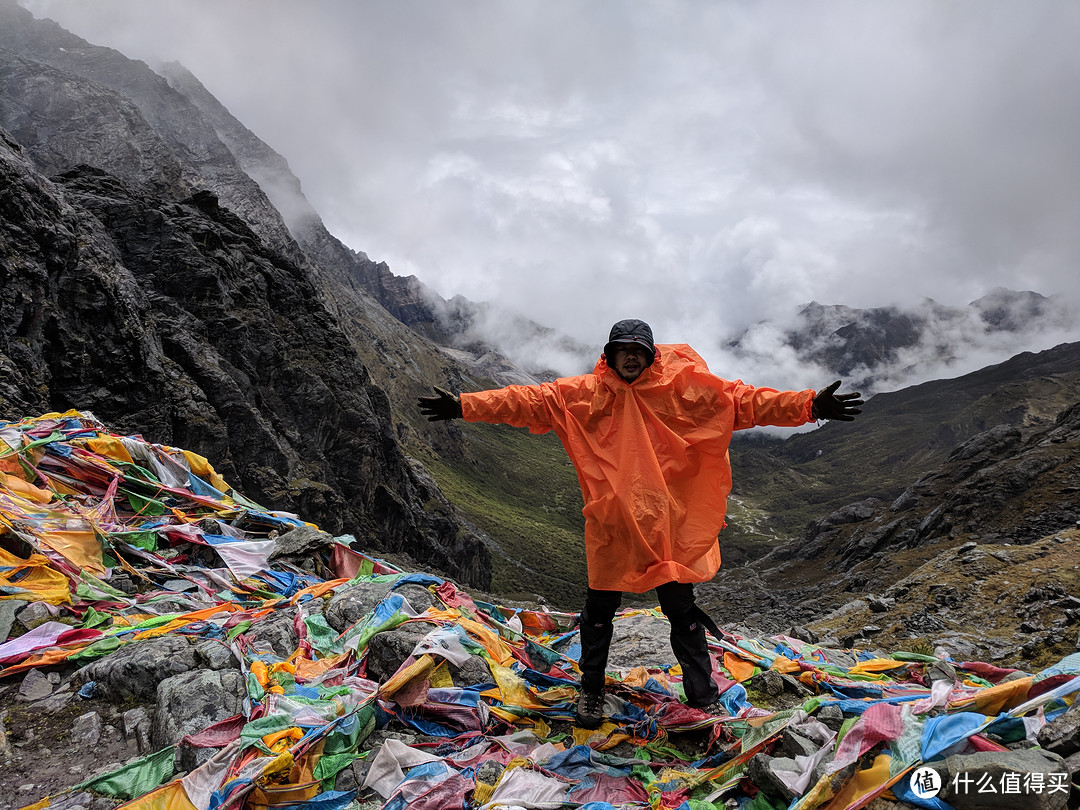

{"left": 604, "top": 319, "right": 656, "bottom": 365}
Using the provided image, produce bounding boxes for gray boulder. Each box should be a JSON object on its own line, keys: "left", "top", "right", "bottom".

{"left": 787, "top": 626, "right": 818, "bottom": 644}
{"left": 325, "top": 583, "right": 438, "bottom": 633}
{"left": 449, "top": 655, "right": 493, "bottom": 688}
{"left": 325, "top": 581, "right": 393, "bottom": 632}
{"left": 72, "top": 711, "right": 103, "bottom": 746}
{"left": 123, "top": 707, "right": 154, "bottom": 755}
{"left": 816, "top": 705, "right": 845, "bottom": 732}
{"left": 0, "top": 599, "right": 27, "bottom": 640}
{"left": 867, "top": 595, "right": 897, "bottom": 613}
{"left": 269, "top": 526, "right": 335, "bottom": 561}
{"left": 152, "top": 669, "right": 246, "bottom": 770}
{"left": 18, "top": 668, "right": 54, "bottom": 702}
{"left": 1037, "top": 697, "right": 1080, "bottom": 757}
{"left": 242, "top": 608, "right": 298, "bottom": 660}
{"left": 377, "top": 583, "right": 438, "bottom": 617}
{"left": 362, "top": 620, "right": 493, "bottom": 688}
{"left": 1063, "top": 750, "right": 1080, "bottom": 776}
{"left": 194, "top": 639, "right": 239, "bottom": 670}
{"left": 780, "top": 728, "right": 823, "bottom": 760}
{"left": 605, "top": 613, "right": 672, "bottom": 670}
{"left": 928, "top": 659, "right": 957, "bottom": 683}
{"left": 34, "top": 687, "right": 77, "bottom": 713}
{"left": 751, "top": 669, "right": 786, "bottom": 697}
{"left": 781, "top": 673, "right": 814, "bottom": 697}
{"left": 746, "top": 753, "right": 799, "bottom": 803}
{"left": 333, "top": 758, "right": 371, "bottom": 793}
{"left": 365, "top": 623, "right": 438, "bottom": 682}
{"left": 16, "top": 601, "right": 53, "bottom": 630}
{"left": 73, "top": 636, "right": 198, "bottom": 701}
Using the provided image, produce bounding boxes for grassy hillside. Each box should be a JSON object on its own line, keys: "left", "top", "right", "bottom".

{"left": 422, "top": 422, "right": 588, "bottom": 608}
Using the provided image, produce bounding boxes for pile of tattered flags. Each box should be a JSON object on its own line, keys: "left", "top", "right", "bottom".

{"left": 2, "top": 411, "right": 1078, "bottom": 810}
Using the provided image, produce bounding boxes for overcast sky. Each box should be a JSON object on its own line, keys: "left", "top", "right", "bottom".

{"left": 21, "top": 0, "right": 1080, "bottom": 381}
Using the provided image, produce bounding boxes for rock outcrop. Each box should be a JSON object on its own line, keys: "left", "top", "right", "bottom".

{"left": 0, "top": 129, "right": 490, "bottom": 588}
{"left": 818, "top": 397, "right": 1080, "bottom": 567}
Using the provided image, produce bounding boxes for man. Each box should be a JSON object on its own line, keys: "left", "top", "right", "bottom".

{"left": 418, "top": 318, "right": 862, "bottom": 728}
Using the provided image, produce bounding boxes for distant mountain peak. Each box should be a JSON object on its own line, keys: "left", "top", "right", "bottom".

{"left": 732, "top": 289, "right": 1077, "bottom": 394}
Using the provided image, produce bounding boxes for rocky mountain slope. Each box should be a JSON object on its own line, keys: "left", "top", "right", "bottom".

{"left": 0, "top": 129, "right": 488, "bottom": 587}
{"left": 702, "top": 362, "right": 1080, "bottom": 669}
{"left": 157, "top": 60, "right": 587, "bottom": 380}
{"left": 723, "top": 340, "right": 1080, "bottom": 561}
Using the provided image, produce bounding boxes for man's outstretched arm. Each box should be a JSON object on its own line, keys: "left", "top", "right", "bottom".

{"left": 418, "top": 387, "right": 462, "bottom": 421}
{"left": 420, "top": 382, "right": 562, "bottom": 435}
{"left": 811, "top": 380, "right": 863, "bottom": 421}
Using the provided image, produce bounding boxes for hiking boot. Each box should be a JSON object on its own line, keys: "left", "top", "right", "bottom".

{"left": 689, "top": 698, "right": 727, "bottom": 716}
{"left": 575, "top": 689, "right": 605, "bottom": 729}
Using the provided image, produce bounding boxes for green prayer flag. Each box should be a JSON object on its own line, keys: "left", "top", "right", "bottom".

{"left": 246, "top": 671, "right": 266, "bottom": 703}
{"left": 73, "top": 745, "right": 175, "bottom": 799}
{"left": 891, "top": 651, "right": 939, "bottom": 663}
{"left": 835, "top": 715, "right": 860, "bottom": 749}
{"left": 303, "top": 613, "right": 344, "bottom": 656}
{"left": 745, "top": 791, "right": 790, "bottom": 810}
{"left": 80, "top": 606, "right": 113, "bottom": 630}
{"left": 323, "top": 706, "right": 376, "bottom": 756}
{"left": 239, "top": 713, "right": 296, "bottom": 753}
{"left": 313, "top": 751, "right": 360, "bottom": 790}
{"left": 124, "top": 490, "right": 166, "bottom": 517}
{"left": 117, "top": 530, "right": 160, "bottom": 551}
{"left": 69, "top": 634, "right": 125, "bottom": 662}
{"left": 741, "top": 708, "right": 798, "bottom": 753}
{"left": 76, "top": 571, "right": 128, "bottom": 601}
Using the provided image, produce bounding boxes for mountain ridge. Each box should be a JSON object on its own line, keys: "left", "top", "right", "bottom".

{"left": 0, "top": 134, "right": 492, "bottom": 588}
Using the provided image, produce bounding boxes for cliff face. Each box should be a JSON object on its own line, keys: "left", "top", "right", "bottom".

{"left": 0, "top": 0, "right": 301, "bottom": 260}
{"left": 0, "top": 0, "right": 510, "bottom": 587}
{"left": 0, "top": 126, "right": 491, "bottom": 587}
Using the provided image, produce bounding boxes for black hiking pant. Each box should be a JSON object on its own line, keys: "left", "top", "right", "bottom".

{"left": 578, "top": 582, "right": 720, "bottom": 708}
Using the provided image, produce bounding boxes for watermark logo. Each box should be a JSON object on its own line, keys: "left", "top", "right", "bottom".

{"left": 910, "top": 766, "right": 942, "bottom": 799}
{"left": 909, "top": 767, "right": 1069, "bottom": 798}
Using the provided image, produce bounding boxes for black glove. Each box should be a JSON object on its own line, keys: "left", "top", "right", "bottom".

{"left": 418, "top": 386, "right": 463, "bottom": 421}
{"left": 812, "top": 380, "right": 863, "bottom": 421}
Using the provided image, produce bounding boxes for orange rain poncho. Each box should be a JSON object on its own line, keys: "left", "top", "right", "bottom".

{"left": 460, "top": 344, "right": 816, "bottom": 593}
